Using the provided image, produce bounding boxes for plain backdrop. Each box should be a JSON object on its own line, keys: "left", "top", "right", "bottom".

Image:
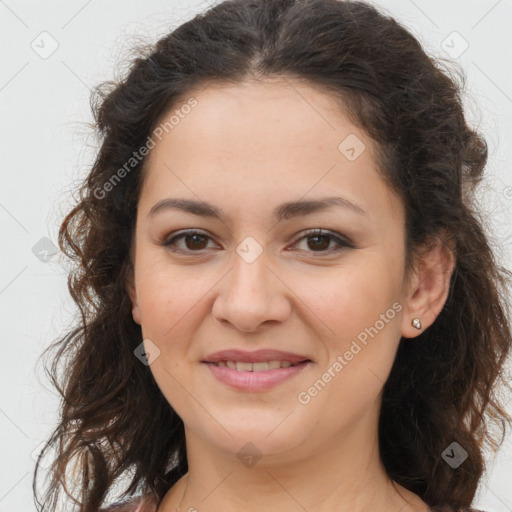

{"left": 1, "top": 0, "right": 511, "bottom": 510}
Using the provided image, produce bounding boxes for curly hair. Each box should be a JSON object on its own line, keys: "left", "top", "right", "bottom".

{"left": 33, "top": 0, "right": 512, "bottom": 511}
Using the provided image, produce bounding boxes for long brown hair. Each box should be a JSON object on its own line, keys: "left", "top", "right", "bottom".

{"left": 33, "top": 0, "right": 512, "bottom": 510}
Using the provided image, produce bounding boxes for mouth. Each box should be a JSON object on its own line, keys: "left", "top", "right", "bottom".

{"left": 203, "top": 348, "right": 311, "bottom": 364}
{"left": 202, "top": 349, "right": 313, "bottom": 391}
{"left": 208, "top": 360, "right": 308, "bottom": 371}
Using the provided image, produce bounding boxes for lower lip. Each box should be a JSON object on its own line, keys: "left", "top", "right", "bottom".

{"left": 204, "top": 361, "right": 312, "bottom": 391}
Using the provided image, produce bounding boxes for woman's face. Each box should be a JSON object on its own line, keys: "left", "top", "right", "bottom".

{"left": 128, "top": 78, "right": 418, "bottom": 462}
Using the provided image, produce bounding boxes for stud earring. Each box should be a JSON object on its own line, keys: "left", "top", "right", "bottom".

{"left": 411, "top": 318, "right": 422, "bottom": 330}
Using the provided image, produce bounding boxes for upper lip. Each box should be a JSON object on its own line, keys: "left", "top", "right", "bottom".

{"left": 202, "top": 349, "right": 311, "bottom": 364}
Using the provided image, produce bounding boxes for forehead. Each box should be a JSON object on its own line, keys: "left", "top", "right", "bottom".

{"left": 138, "top": 78, "right": 403, "bottom": 226}
{"left": 154, "top": 78, "right": 354, "bottom": 156}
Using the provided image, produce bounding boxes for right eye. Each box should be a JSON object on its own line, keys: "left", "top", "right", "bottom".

{"left": 162, "top": 230, "right": 218, "bottom": 253}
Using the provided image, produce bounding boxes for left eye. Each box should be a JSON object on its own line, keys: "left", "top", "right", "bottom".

{"left": 292, "top": 229, "right": 353, "bottom": 253}
{"left": 162, "top": 229, "right": 353, "bottom": 254}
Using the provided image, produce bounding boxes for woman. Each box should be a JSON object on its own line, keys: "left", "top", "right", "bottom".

{"left": 33, "top": 0, "right": 512, "bottom": 511}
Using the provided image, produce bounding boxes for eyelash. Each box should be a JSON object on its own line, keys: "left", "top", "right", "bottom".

{"left": 161, "top": 228, "right": 354, "bottom": 255}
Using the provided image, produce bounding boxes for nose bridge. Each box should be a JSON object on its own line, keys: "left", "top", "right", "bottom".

{"left": 232, "top": 246, "right": 270, "bottom": 294}
{"left": 227, "top": 244, "right": 274, "bottom": 308}
{"left": 227, "top": 233, "right": 272, "bottom": 296}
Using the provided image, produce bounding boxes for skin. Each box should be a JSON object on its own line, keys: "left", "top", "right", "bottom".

{"left": 126, "top": 77, "right": 455, "bottom": 512}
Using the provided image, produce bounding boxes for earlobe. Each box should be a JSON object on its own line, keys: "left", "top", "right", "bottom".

{"left": 131, "top": 302, "right": 142, "bottom": 325}
{"left": 126, "top": 282, "right": 142, "bottom": 325}
{"left": 401, "top": 236, "right": 455, "bottom": 338}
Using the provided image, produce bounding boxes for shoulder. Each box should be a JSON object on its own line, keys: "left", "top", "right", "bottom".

{"left": 99, "top": 494, "right": 158, "bottom": 512}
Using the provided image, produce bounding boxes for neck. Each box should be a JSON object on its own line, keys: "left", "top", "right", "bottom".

{"left": 158, "top": 405, "right": 429, "bottom": 512}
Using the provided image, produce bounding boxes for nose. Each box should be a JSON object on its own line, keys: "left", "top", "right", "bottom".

{"left": 211, "top": 249, "right": 291, "bottom": 333}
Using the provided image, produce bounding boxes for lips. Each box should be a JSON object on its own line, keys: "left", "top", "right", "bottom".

{"left": 202, "top": 349, "right": 311, "bottom": 364}
{"left": 202, "top": 349, "right": 313, "bottom": 391}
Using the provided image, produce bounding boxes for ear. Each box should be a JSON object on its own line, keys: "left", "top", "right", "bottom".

{"left": 125, "top": 271, "right": 141, "bottom": 326}
{"left": 401, "top": 234, "right": 455, "bottom": 338}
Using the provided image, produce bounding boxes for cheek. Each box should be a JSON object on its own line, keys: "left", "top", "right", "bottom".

{"left": 296, "top": 257, "right": 400, "bottom": 343}
{"left": 294, "top": 256, "right": 403, "bottom": 400}
{"left": 134, "top": 253, "right": 205, "bottom": 338}
{"left": 134, "top": 261, "right": 204, "bottom": 418}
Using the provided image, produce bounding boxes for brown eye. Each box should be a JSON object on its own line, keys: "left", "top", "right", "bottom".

{"left": 162, "top": 230, "right": 215, "bottom": 252}
{"left": 293, "top": 229, "right": 353, "bottom": 254}
{"left": 183, "top": 233, "right": 209, "bottom": 250}
{"left": 162, "top": 228, "right": 353, "bottom": 255}
{"left": 306, "top": 234, "right": 331, "bottom": 251}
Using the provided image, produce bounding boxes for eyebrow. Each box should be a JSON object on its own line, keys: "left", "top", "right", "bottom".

{"left": 147, "top": 196, "right": 365, "bottom": 222}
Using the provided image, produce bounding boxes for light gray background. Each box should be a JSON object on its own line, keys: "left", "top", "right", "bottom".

{"left": 1, "top": 0, "right": 511, "bottom": 511}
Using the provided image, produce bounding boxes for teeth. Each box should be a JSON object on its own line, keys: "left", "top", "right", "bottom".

{"left": 215, "top": 360, "right": 300, "bottom": 371}
{"left": 252, "top": 362, "right": 269, "bottom": 372}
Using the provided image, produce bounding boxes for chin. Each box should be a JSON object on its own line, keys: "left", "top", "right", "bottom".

{"left": 193, "top": 410, "right": 307, "bottom": 458}
{"left": 218, "top": 431, "right": 303, "bottom": 464}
